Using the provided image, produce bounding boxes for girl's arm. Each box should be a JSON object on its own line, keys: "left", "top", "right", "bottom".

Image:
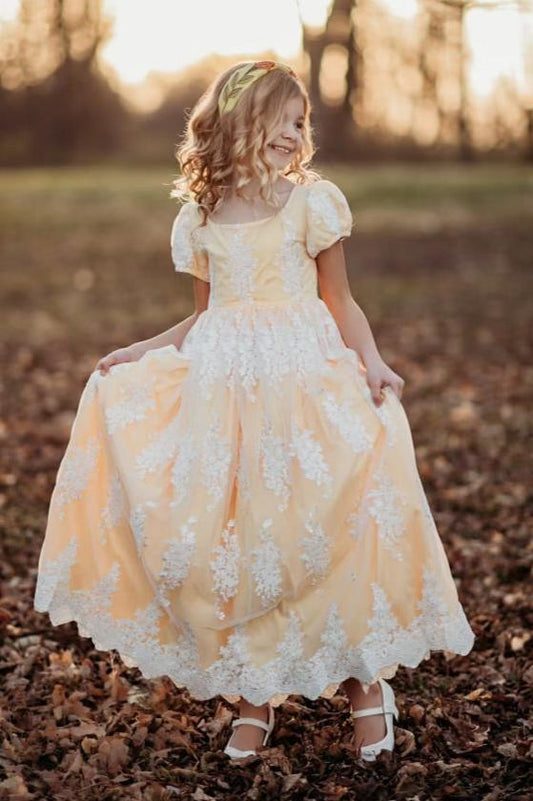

{"left": 96, "top": 277, "right": 210, "bottom": 374}
{"left": 316, "top": 241, "right": 404, "bottom": 406}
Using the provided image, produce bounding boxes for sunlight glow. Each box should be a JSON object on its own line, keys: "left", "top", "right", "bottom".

{"left": 102, "top": 0, "right": 302, "bottom": 84}
{"left": 1, "top": 0, "right": 529, "bottom": 106}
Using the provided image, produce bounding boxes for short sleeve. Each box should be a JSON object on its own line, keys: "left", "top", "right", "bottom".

{"left": 170, "top": 202, "right": 210, "bottom": 282}
{"left": 305, "top": 179, "right": 354, "bottom": 259}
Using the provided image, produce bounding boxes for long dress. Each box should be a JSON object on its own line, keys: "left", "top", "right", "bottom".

{"left": 33, "top": 179, "right": 475, "bottom": 708}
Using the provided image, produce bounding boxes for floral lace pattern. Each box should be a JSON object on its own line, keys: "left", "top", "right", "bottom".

{"left": 158, "top": 516, "right": 197, "bottom": 594}
{"left": 54, "top": 437, "right": 100, "bottom": 519}
{"left": 306, "top": 180, "right": 354, "bottom": 258}
{"left": 35, "top": 177, "right": 475, "bottom": 708}
{"left": 210, "top": 519, "right": 242, "bottom": 620}
{"left": 249, "top": 518, "right": 283, "bottom": 607}
{"left": 34, "top": 532, "right": 475, "bottom": 707}
{"left": 181, "top": 298, "right": 343, "bottom": 403}
{"left": 344, "top": 465, "right": 409, "bottom": 562}
{"left": 105, "top": 382, "right": 156, "bottom": 436}
{"left": 200, "top": 413, "right": 233, "bottom": 512}
{"left": 259, "top": 417, "right": 292, "bottom": 512}
{"left": 290, "top": 421, "right": 333, "bottom": 498}
{"left": 99, "top": 473, "right": 127, "bottom": 545}
{"left": 322, "top": 392, "right": 374, "bottom": 454}
{"left": 170, "top": 204, "right": 210, "bottom": 282}
{"left": 298, "top": 508, "right": 332, "bottom": 584}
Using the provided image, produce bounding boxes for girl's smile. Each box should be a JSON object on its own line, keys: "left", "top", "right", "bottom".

{"left": 266, "top": 96, "right": 304, "bottom": 160}
{"left": 269, "top": 143, "right": 294, "bottom": 154}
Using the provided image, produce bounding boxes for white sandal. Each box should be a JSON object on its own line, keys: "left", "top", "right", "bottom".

{"left": 224, "top": 703, "right": 275, "bottom": 759}
{"left": 350, "top": 678, "right": 399, "bottom": 762}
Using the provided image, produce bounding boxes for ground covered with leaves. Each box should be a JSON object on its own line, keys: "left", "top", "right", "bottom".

{"left": 0, "top": 165, "right": 532, "bottom": 799}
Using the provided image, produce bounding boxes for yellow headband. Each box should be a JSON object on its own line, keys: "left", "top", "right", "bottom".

{"left": 218, "top": 60, "right": 297, "bottom": 116}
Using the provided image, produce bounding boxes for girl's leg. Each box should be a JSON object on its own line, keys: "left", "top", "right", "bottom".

{"left": 341, "top": 678, "right": 387, "bottom": 750}
{"left": 227, "top": 699, "right": 271, "bottom": 752}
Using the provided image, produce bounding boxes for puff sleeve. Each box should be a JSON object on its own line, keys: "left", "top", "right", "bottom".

{"left": 170, "top": 202, "right": 210, "bottom": 282}
{"left": 305, "top": 179, "right": 354, "bottom": 259}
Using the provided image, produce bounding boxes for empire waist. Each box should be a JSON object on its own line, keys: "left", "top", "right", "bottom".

{"left": 207, "top": 293, "right": 319, "bottom": 309}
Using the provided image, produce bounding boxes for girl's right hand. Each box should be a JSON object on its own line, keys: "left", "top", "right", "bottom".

{"left": 95, "top": 344, "right": 145, "bottom": 375}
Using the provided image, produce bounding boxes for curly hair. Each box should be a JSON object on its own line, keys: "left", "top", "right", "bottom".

{"left": 169, "top": 61, "right": 323, "bottom": 227}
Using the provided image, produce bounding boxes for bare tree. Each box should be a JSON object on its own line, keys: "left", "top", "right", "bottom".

{"left": 0, "top": 0, "right": 129, "bottom": 164}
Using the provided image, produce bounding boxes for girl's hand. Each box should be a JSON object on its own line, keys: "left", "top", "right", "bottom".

{"left": 95, "top": 343, "right": 145, "bottom": 375}
{"left": 363, "top": 356, "right": 405, "bottom": 407}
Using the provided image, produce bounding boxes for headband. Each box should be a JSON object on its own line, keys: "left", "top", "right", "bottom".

{"left": 218, "top": 60, "right": 297, "bottom": 116}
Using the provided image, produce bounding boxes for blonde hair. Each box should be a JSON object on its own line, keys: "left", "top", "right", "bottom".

{"left": 170, "top": 61, "right": 322, "bottom": 226}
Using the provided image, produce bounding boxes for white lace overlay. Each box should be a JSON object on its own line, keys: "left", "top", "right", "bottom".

{"left": 210, "top": 519, "right": 242, "bottom": 620}
{"left": 136, "top": 417, "right": 182, "bottom": 478}
{"left": 34, "top": 534, "right": 475, "bottom": 707}
{"left": 171, "top": 204, "right": 210, "bottom": 282}
{"left": 227, "top": 230, "right": 258, "bottom": 301}
{"left": 201, "top": 414, "right": 232, "bottom": 512}
{"left": 99, "top": 473, "right": 127, "bottom": 544}
{"left": 299, "top": 508, "right": 332, "bottom": 584}
{"left": 259, "top": 418, "right": 292, "bottom": 513}
{"left": 249, "top": 518, "right": 283, "bottom": 608}
{"left": 158, "top": 516, "right": 197, "bottom": 594}
{"left": 276, "top": 216, "right": 310, "bottom": 297}
{"left": 306, "top": 180, "right": 354, "bottom": 258}
{"left": 345, "top": 466, "right": 409, "bottom": 561}
{"left": 35, "top": 179, "right": 475, "bottom": 708}
{"left": 105, "top": 382, "right": 156, "bottom": 435}
{"left": 180, "top": 298, "right": 354, "bottom": 403}
{"left": 322, "top": 392, "right": 374, "bottom": 454}
{"left": 54, "top": 437, "right": 100, "bottom": 519}
{"left": 291, "top": 421, "right": 333, "bottom": 498}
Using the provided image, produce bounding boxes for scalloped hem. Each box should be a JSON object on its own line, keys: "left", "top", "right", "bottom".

{"left": 38, "top": 597, "right": 473, "bottom": 711}
{"left": 220, "top": 662, "right": 405, "bottom": 708}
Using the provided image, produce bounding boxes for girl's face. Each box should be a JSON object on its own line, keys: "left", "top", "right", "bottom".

{"left": 265, "top": 95, "right": 305, "bottom": 167}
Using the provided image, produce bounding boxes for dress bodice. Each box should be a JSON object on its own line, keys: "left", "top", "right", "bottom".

{"left": 170, "top": 179, "right": 354, "bottom": 308}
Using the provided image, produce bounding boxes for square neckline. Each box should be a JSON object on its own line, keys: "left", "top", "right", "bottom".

{"left": 207, "top": 183, "right": 299, "bottom": 228}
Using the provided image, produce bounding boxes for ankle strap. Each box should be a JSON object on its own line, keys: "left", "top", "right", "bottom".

{"left": 350, "top": 704, "right": 395, "bottom": 719}
{"left": 231, "top": 716, "right": 270, "bottom": 731}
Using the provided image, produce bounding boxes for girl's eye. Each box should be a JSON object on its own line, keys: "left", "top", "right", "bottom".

{"left": 295, "top": 122, "right": 304, "bottom": 130}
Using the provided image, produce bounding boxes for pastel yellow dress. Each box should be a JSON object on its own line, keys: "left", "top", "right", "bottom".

{"left": 34, "top": 179, "right": 475, "bottom": 707}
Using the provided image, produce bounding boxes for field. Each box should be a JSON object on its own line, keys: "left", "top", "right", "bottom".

{"left": 0, "top": 164, "right": 532, "bottom": 799}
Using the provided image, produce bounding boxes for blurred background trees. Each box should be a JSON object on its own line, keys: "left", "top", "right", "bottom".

{"left": 0, "top": 0, "right": 531, "bottom": 165}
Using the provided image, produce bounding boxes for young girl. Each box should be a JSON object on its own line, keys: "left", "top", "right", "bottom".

{"left": 34, "top": 60, "right": 475, "bottom": 763}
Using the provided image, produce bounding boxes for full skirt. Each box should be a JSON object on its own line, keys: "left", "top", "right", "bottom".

{"left": 34, "top": 298, "right": 475, "bottom": 707}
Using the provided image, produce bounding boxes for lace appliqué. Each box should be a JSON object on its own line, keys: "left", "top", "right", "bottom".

{"left": 298, "top": 507, "right": 332, "bottom": 584}
{"left": 129, "top": 501, "right": 157, "bottom": 550}
{"left": 105, "top": 382, "right": 156, "bottom": 436}
{"left": 201, "top": 413, "right": 232, "bottom": 512}
{"left": 236, "top": 433, "right": 252, "bottom": 504}
{"left": 250, "top": 518, "right": 283, "bottom": 607}
{"left": 291, "top": 421, "right": 333, "bottom": 498}
{"left": 99, "top": 472, "right": 127, "bottom": 544}
{"left": 135, "top": 417, "right": 182, "bottom": 478}
{"left": 35, "top": 532, "right": 475, "bottom": 707}
{"left": 209, "top": 519, "right": 242, "bottom": 620}
{"left": 171, "top": 204, "right": 210, "bottom": 282}
{"left": 306, "top": 181, "right": 352, "bottom": 258}
{"left": 322, "top": 392, "right": 374, "bottom": 454}
{"left": 345, "top": 466, "right": 409, "bottom": 561}
{"left": 181, "top": 299, "right": 338, "bottom": 403}
{"left": 227, "top": 230, "right": 257, "bottom": 301}
{"left": 259, "top": 417, "right": 292, "bottom": 512}
{"left": 54, "top": 436, "right": 100, "bottom": 519}
{"left": 158, "top": 516, "right": 197, "bottom": 598}
{"left": 276, "top": 216, "right": 308, "bottom": 298}
{"left": 170, "top": 431, "right": 196, "bottom": 509}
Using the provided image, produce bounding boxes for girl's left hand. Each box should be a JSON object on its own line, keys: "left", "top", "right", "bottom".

{"left": 363, "top": 357, "right": 405, "bottom": 407}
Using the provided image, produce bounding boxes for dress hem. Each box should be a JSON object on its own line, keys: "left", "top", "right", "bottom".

{"left": 34, "top": 597, "right": 475, "bottom": 710}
